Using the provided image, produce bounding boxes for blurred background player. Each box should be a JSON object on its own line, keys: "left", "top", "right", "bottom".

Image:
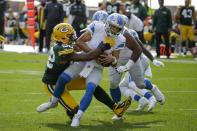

{"left": 44, "top": 0, "right": 64, "bottom": 52}
{"left": 130, "top": 0, "right": 147, "bottom": 21}
{"left": 153, "top": 0, "right": 172, "bottom": 58}
{"left": 104, "top": 0, "right": 121, "bottom": 15}
{"left": 176, "top": 0, "right": 196, "bottom": 58}
{"left": 37, "top": 0, "right": 46, "bottom": 53}
{"left": 0, "top": 0, "right": 7, "bottom": 49}
{"left": 70, "top": 0, "right": 88, "bottom": 37}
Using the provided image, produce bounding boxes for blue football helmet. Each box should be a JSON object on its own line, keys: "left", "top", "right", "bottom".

{"left": 92, "top": 10, "right": 108, "bottom": 23}
{"left": 106, "top": 13, "right": 125, "bottom": 37}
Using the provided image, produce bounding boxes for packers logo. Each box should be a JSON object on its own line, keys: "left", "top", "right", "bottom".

{"left": 61, "top": 27, "right": 68, "bottom": 32}
{"left": 104, "top": 36, "right": 115, "bottom": 47}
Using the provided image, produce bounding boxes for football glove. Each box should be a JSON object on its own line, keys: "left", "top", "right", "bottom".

{"left": 116, "top": 60, "right": 134, "bottom": 73}
{"left": 153, "top": 59, "right": 164, "bottom": 67}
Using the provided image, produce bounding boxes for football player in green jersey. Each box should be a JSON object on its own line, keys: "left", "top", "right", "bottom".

{"left": 176, "top": 0, "right": 196, "bottom": 58}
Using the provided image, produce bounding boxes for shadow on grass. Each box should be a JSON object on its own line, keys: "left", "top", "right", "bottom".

{"left": 46, "top": 119, "right": 164, "bottom": 131}
{"left": 127, "top": 111, "right": 156, "bottom": 116}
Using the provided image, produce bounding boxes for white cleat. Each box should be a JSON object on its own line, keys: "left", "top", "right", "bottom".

{"left": 36, "top": 101, "right": 58, "bottom": 112}
{"left": 71, "top": 114, "right": 81, "bottom": 127}
{"left": 152, "top": 84, "right": 165, "bottom": 105}
{"left": 135, "top": 97, "right": 149, "bottom": 111}
{"left": 147, "top": 96, "right": 157, "bottom": 112}
{"left": 112, "top": 114, "right": 123, "bottom": 120}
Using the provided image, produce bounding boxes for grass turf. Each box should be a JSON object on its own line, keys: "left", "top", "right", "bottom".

{"left": 0, "top": 51, "right": 197, "bottom": 131}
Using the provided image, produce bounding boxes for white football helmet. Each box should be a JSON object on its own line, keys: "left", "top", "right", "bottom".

{"left": 105, "top": 13, "right": 125, "bottom": 37}
{"left": 92, "top": 10, "right": 108, "bottom": 23}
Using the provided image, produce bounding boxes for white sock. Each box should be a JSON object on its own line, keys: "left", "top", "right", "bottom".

{"left": 120, "top": 86, "right": 137, "bottom": 100}
{"left": 128, "top": 82, "right": 148, "bottom": 96}
{"left": 51, "top": 95, "right": 58, "bottom": 103}
{"left": 76, "top": 110, "right": 84, "bottom": 118}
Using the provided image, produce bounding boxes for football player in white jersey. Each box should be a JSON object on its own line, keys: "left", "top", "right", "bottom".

{"left": 37, "top": 13, "right": 138, "bottom": 127}
{"left": 99, "top": 15, "right": 165, "bottom": 115}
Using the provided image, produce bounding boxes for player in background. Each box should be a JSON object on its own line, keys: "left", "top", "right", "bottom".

{"left": 176, "top": 0, "right": 196, "bottom": 58}
{"left": 103, "top": 0, "right": 124, "bottom": 15}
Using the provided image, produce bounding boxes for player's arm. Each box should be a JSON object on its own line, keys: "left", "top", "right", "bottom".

{"left": 75, "top": 30, "right": 92, "bottom": 52}
{"left": 135, "top": 37, "right": 164, "bottom": 67}
{"left": 116, "top": 30, "right": 142, "bottom": 73}
{"left": 124, "top": 30, "right": 142, "bottom": 62}
{"left": 135, "top": 38, "right": 154, "bottom": 61}
{"left": 97, "top": 50, "right": 120, "bottom": 67}
{"left": 67, "top": 43, "right": 110, "bottom": 61}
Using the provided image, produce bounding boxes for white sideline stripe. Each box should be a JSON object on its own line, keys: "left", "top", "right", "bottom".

{"left": 163, "top": 91, "right": 197, "bottom": 93}
{"left": 102, "top": 77, "right": 197, "bottom": 81}
{"left": 0, "top": 112, "right": 61, "bottom": 116}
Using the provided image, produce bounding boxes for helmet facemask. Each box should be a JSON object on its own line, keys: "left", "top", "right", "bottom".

{"left": 105, "top": 22, "right": 123, "bottom": 37}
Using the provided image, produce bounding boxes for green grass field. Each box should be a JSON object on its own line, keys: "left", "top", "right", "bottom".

{"left": 0, "top": 51, "right": 197, "bottom": 131}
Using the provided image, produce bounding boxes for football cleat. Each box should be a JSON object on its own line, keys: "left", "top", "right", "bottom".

{"left": 135, "top": 97, "right": 149, "bottom": 111}
{"left": 152, "top": 84, "right": 165, "bottom": 105}
{"left": 36, "top": 101, "right": 58, "bottom": 112}
{"left": 112, "top": 114, "right": 123, "bottom": 120}
{"left": 113, "top": 96, "right": 132, "bottom": 117}
{"left": 147, "top": 96, "right": 157, "bottom": 112}
{"left": 70, "top": 114, "right": 81, "bottom": 127}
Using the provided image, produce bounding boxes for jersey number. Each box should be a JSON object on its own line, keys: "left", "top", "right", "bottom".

{"left": 107, "top": 5, "right": 118, "bottom": 14}
{"left": 47, "top": 49, "right": 55, "bottom": 69}
{"left": 182, "top": 9, "right": 192, "bottom": 18}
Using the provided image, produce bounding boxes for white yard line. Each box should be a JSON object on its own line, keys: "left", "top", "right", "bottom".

{"left": 0, "top": 70, "right": 43, "bottom": 75}
{"left": 160, "top": 59, "right": 197, "bottom": 64}
{"left": 0, "top": 90, "right": 197, "bottom": 96}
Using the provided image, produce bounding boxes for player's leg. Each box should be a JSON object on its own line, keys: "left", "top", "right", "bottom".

{"left": 128, "top": 59, "right": 145, "bottom": 89}
{"left": 128, "top": 81, "right": 156, "bottom": 112}
{"left": 188, "top": 26, "right": 197, "bottom": 58}
{"left": 155, "top": 32, "right": 162, "bottom": 57}
{"left": 94, "top": 85, "right": 131, "bottom": 117}
{"left": 144, "top": 78, "right": 165, "bottom": 104}
{"left": 67, "top": 76, "right": 131, "bottom": 119}
{"left": 163, "top": 32, "right": 170, "bottom": 58}
{"left": 71, "top": 67, "right": 103, "bottom": 127}
{"left": 179, "top": 25, "right": 188, "bottom": 55}
{"left": 119, "top": 73, "right": 148, "bottom": 111}
{"left": 37, "top": 62, "right": 85, "bottom": 112}
{"left": 109, "top": 66, "right": 123, "bottom": 103}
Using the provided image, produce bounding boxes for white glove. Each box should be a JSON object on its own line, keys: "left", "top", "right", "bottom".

{"left": 153, "top": 59, "right": 164, "bottom": 67}
{"left": 117, "top": 60, "right": 134, "bottom": 73}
